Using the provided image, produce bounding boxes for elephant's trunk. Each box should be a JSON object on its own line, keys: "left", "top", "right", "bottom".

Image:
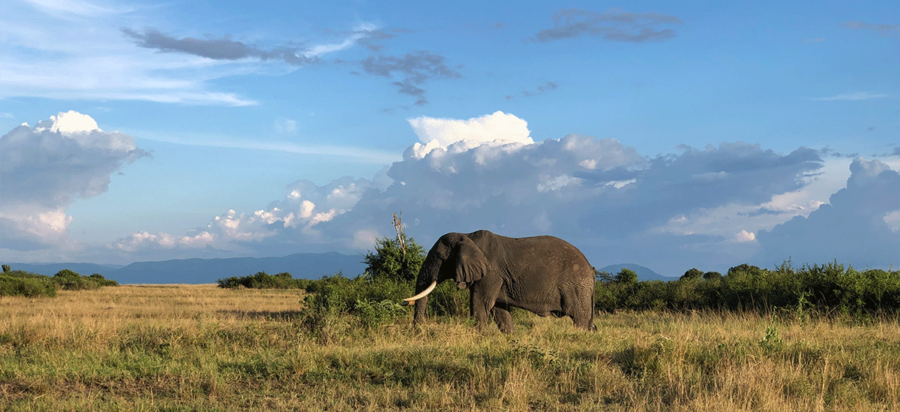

{"left": 413, "top": 295, "right": 428, "bottom": 325}
{"left": 405, "top": 249, "right": 442, "bottom": 325}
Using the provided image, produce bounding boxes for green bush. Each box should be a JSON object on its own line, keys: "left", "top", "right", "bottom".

{"left": 88, "top": 273, "right": 119, "bottom": 287}
{"left": 424, "top": 281, "right": 470, "bottom": 317}
{"left": 362, "top": 234, "right": 426, "bottom": 282}
{"left": 302, "top": 275, "right": 413, "bottom": 314}
{"left": 217, "top": 271, "right": 309, "bottom": 289}
{"left": 300, "top": 275, "right": 414, "bottom": 330}
{"left": 703, "top": 271, "right": 722, "bottom": 280}
{"left": 0, "top": 273, "right": 57, "bottom": 297}
{"left": 681, "top": 268, "right": 703, "bottom": 281}
{"left": 594, "top": 261, "right": 900, "bottom": 316}
{"left": 54, "top": 269, "right": 80, "bottom": 279}
{"left": 0, "top": 268, "right": 117, "bottom": 297}
{"left": 50, "top": 269, "right": 119, "bottom": 290}
{"left": 615, "top": 268, "right": 639, "bottom": 284}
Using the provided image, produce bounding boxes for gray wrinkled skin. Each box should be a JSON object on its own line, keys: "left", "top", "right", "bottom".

{"left": 412, "top": 230, "right": 596, "bottom": 333}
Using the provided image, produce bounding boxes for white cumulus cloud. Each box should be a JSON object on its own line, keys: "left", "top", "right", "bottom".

{"left": 0, "top": 111, "right": 147, "bottom": 251}
{"left": 406, "top": 111, "right": 534, "bottom": 158}
{"left": 756, "top": 158, "right": 900, "bottom": 268}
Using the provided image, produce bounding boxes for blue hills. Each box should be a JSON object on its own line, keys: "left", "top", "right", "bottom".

{"left": 7, "top": 252, "right": 367, "bottom": 285}
{"left": 7, "top": 255, "right": 675, "bottom": 284}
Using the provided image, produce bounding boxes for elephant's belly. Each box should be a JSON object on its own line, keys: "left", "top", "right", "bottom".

{"left": 502, "top": 297, "right": 559, "bottom": 317}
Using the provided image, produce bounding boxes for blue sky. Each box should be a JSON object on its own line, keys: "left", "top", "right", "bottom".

{"left": 1, "top": 0, "right": 898, "bottom": 276}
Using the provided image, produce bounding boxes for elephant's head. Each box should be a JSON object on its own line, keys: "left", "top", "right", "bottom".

{"left": 401, "top": 233, "right": 488, "bottom": 325}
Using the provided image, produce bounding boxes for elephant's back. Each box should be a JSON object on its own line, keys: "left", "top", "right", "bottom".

{"left": 508, "top": 236, "right": 592, "bottom": 276}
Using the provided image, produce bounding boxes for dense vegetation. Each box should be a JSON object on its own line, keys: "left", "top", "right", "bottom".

{"left": 217, "top": 234, "right": 470, "bottom": 331}
{"left": 217, "top": 271, "right": 314, "bottom": 289}
{"left": 596, "top": 262, "right": 900, "bottom": 317}
{"left": 221, "top": 236, "right": 900, "bottom": 325}
{"left": 0, "top": 266, "right": 118, "bottom": 297}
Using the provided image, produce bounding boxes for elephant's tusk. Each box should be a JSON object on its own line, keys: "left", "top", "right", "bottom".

{"left": 402, "top": 281, "right": 437, "bottom": 303}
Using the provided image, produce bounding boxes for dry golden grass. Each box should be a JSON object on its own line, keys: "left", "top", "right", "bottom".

{"left": 1, "top": 284, "right": 898, "bottom": 411}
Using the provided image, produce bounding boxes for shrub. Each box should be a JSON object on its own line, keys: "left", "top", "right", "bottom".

{"left": 424, "top": 281, "right": 470, "bottom": 317}
{"left": 354, "top": 299, "right": 408, "bottom": 329}
{"left": 0, "top": 269, "right": 116, "bottom": 297}
{"left": 615, "top": 268, "right": 638, "bottom": 284}
{"left": 54, "top": 269, "right": 80, "bottom": 279}
{"left": 593, "top": 261, "right": 900, "bottom": 316}
{"left": 0, "top": 273, "right": 57, "bottom": 297}
{"left": 681, "top": 268, "right": 703, "bottom": 281}
{"left": 362, "top": 234, "right": 426, "bottom": 282}
{"left": 217, "top": 271, "right": 307, "bottom": 289}
{"left": 48, "top": 269, "right": 118, "bottom": 290}
{"left": 703, "top": 271, "right": 722, "bottom": 280}
{"left": 300, "top": 275, "right": 414, "bottom": 330}
{"left": 87, "top": 273, "right": 119, "bottom": 287}
{"left": 2, "top": 264, "right": 9, "bottom": 273}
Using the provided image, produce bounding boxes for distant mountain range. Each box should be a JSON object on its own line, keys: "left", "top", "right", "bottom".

{"left": 597, "top": 263, "right": 676, "bottom": 282}
{"left": 7, "top": 252, "right": 367, "bottom": 285}
{"left": 7, "top": 254, "right": 674, "bottom": 284}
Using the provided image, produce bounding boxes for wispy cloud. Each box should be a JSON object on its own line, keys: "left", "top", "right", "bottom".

{"left": 120, "top": 25, "right": 380, "bottom": 65}
{"left": 274, "top": 118, "right": 297, "bottom": 136}
{"left": 506, "top": 81, "right": 558, "bottom": 100}
{"left": 361, "top": 51, "right": 463, "bottom": 106}
{"left": 121, "top": 28, "right": 316, "bottom": 65}
{"left": 843, "top": 21, "right": 900, "bottom": 36}
{"left": 22, "top": 0, "right": 126, "bottom": 18}
{"left": 534, "top": 8, "right": 681, "bottom": 43}
{"left": 812, "top": 92, "right": 888, "bottom": 101}
{"left": 135, "top": 130, "right": 400, "bottom": 164}
{"left": 0, "top": 3, "right": 387, "bottom": 106}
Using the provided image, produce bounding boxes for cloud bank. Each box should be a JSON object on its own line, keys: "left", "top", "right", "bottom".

{"left": 104, "top": 111, "right": 894, "bottom": 274}
{"left": 756, "top": 158, "right": 900, "bottom": 267}
{"left": 7, "top": 110, "right": 894, "bottom": 273}
{"left": 0, "top": 111, "right": 147, "bottom": 250}
{"left": 535, "top": 8, "right": 681, "bottom": 43}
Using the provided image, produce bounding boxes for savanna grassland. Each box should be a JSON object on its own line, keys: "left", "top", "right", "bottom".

{"left": 1, "top": 284, "right": 899, "bottom": 411}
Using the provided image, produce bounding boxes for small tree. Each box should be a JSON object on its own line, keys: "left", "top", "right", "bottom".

{"left": 703, "top": 271, "right": 722, "bottom": 280}
{"left": 615, "top": 268, "right": 638, "bottom": 284}
{"left": 54, "top": 269, "right": 80, "bottom": 278}
{"left": 594, "top": 267, "right": 614, "bottom": 283}
{"left": 1, "top": 264, "right": 10, "bottom": 273}
{"left": 727, "top": 264, "right": 766, "bottom": 277}
{"left": 362, "top": 233, "right": 426, "bottom": 283}
{"left": 681, "top": 268, "right": 703, "bottom": 281}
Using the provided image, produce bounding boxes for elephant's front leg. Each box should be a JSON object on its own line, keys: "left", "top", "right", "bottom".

{"left": 469, "top": 278, "right": 502, "bottom": 330}
{"left": 491, "top": 303, "right": 514, "bottom": 334}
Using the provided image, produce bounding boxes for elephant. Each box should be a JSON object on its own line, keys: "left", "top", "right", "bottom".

{"left": 401, "top": 230, "right": 596, "bottom": 333}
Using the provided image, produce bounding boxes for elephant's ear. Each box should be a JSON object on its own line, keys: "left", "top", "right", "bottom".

{"left": 453, "top": 236, "right": 487, "bottom": 284}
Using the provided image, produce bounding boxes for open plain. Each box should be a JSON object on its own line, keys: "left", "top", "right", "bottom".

{"left": 1, "top": 284, "right": 898, "bottom": 411}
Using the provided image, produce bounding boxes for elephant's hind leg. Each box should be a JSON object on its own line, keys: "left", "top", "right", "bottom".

{"left": 570, "top": 309, "right": 594, "bottom": 331}
{"left": 567, "top": 291, "right": 596, "bottom": 331}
